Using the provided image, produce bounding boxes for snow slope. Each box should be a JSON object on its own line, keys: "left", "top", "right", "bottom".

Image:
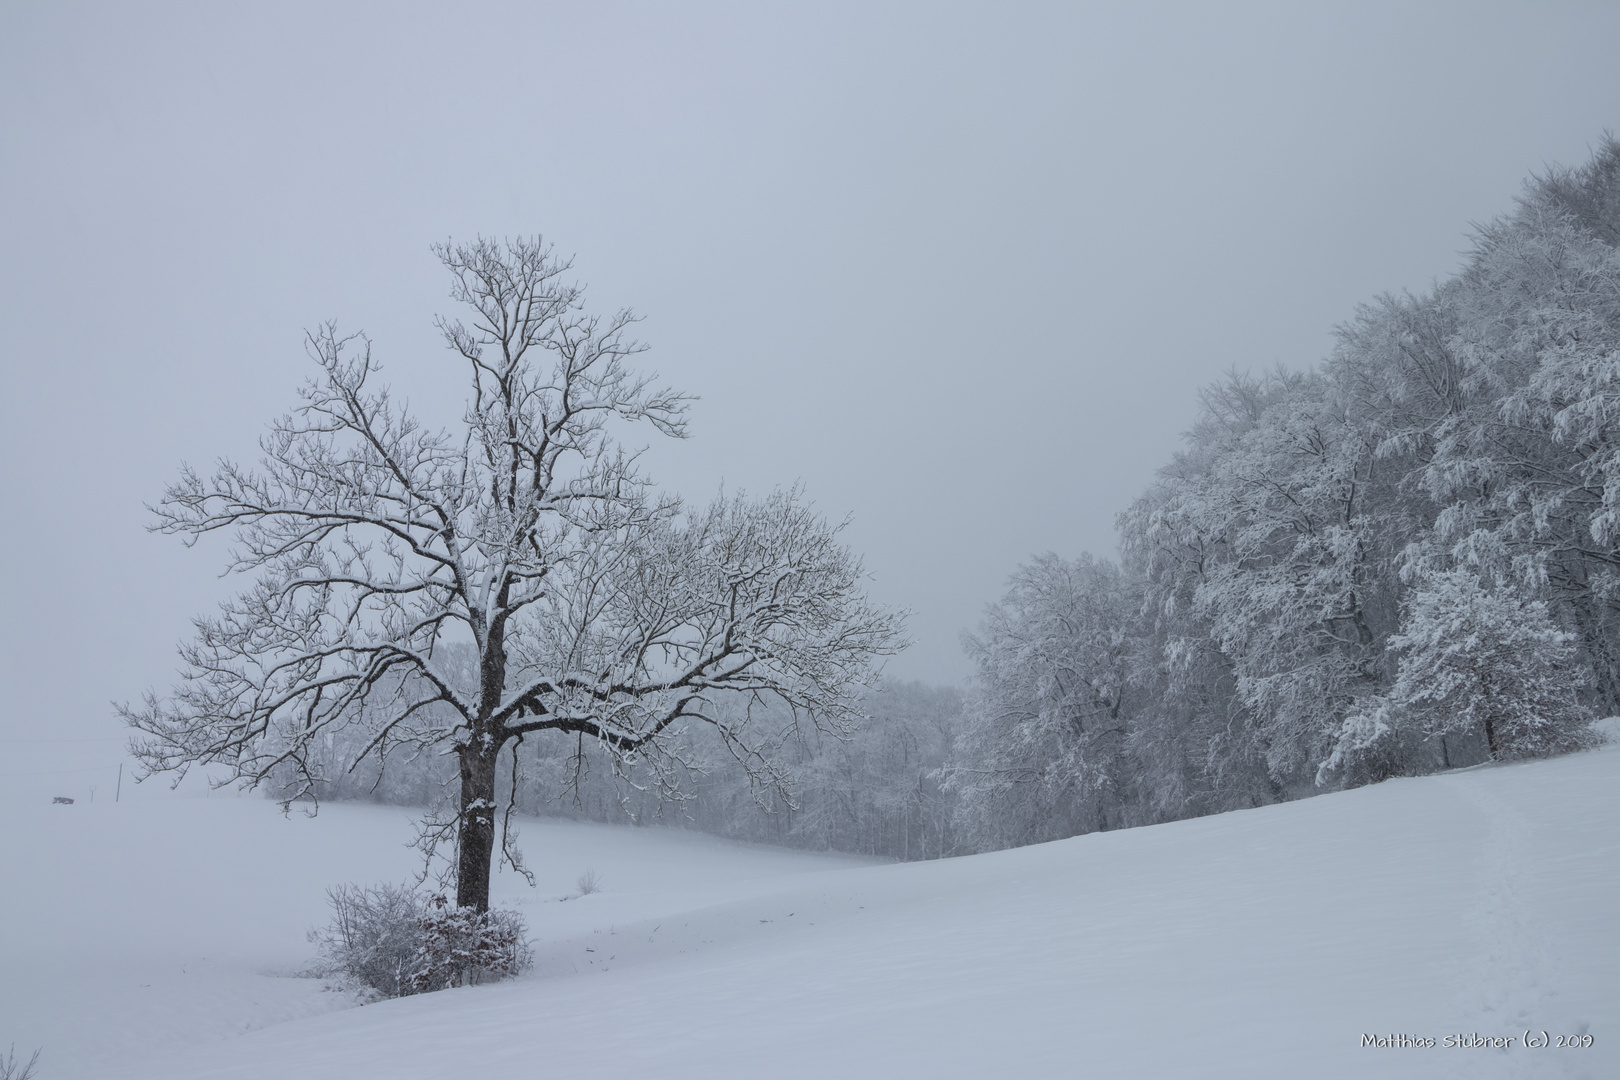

{"left": 3, "top": 744, "right": 1615, "bottom": 1080}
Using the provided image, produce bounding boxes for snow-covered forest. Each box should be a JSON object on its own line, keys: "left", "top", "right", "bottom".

{"left": 281, "top": 141, "right": 1619, "bottom": 862}
{"left": 958, "top": 138, "right": 1619, "bottom": 838}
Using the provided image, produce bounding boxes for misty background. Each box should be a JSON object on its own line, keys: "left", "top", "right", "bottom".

{"left": 3, "top": 1, "right": 1618, "bottom": 802}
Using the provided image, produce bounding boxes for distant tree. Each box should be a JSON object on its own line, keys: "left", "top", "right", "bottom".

{"left": 1386, "top": 571, "right": 1595, "bottom": 760}
{"left": 286, "top": 675, "right": 966, "bottom": 863}
{"left": 787, "top": 680, "right": 963, "bottom": 859}
{"left": 123, "top": 236, "right": 904, "bottom": 912}
{"left": 948, "top": 553, "right": 1138, "bottom": 850}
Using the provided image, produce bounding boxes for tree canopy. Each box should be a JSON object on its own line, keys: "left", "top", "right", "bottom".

{"left": 124, "top": 237, "right": 905, "bottom": 910}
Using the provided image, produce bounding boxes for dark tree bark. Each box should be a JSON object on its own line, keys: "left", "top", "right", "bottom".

{"left": 456, "top": 741, "right": 499, "bottom": 912}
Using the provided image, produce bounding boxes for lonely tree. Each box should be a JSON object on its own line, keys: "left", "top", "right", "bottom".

{"left": 123, "top": 237, "right": 904, "bottom": 911}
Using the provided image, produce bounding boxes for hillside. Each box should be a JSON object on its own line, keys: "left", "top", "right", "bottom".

{"left": 3, "top": 740, "right": 1615, "bottom": 1079}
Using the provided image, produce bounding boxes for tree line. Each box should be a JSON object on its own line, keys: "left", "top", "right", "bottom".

{"left": 277, "top": 671, "right": 965, "bottom": 863}
{"left": 944, "top": 137, "right": 1617, "bottom": 850}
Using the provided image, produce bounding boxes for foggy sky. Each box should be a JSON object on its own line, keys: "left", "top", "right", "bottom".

{"left": 3, "top": 1, "right": 1618, "bottom": 794}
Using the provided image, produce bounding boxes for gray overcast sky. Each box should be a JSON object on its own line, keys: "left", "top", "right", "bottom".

{"left": 2, "top": 2, "right": 1618, "bottom": 769}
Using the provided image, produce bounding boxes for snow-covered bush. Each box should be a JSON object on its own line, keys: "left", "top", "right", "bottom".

{"left": 1313, "top": 697, "right": 1439, "bottom": 787}
{"left": 310, "top": 883, "right": 531, "bottom": 1000}
{"left": 406, "top": 894, "right": 532, "bottom": 993}
{"left": 1388, "top": 571, "right": 1597, "bottom": 760}
{"left": 1316, "top": 701, "right": 1396, "bottom": 787}
{"left": 308, "top": 882, "right": 426, "bottom": 999}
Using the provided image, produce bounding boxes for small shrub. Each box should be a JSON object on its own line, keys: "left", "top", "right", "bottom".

{"left": 310, "top": 883, "right": 532, "bottom": 1000}
{"left": 576, "top": 869, "right": 600, "bottom": 896}
{"left": 406, "top": 895, "right": 533, "bottom": 993}
{"left": 308, "top": 882, "right": 425, "bottom": 1000}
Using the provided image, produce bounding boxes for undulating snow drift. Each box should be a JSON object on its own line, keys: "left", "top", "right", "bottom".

{"left": 3, "top": 741, "right": 1615, "bottom": 1080}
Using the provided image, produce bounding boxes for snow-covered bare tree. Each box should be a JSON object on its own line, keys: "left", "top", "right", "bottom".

{"left": 948, "top": 553, "right": 1139, "bottom": 851}
{"left": 122, "top": 237, "right": 905, "bottom": 912}
{"left": 1385, "top": 570, "right": 1595, "bottom": 760}
{"left": 1119, "top": 490, "right": 1261, "bottom": 817}
{"left": 1378, "top": 137, "right": 1620, "bottom": 706}
{"left": 1201, "top": 374, "right": 1402, "bottom": 785}
{"left": 1118, "top": 370, "right": 1403, "bottom": 792}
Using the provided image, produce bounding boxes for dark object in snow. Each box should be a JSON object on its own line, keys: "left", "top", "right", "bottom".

{"left": 52, "top": 796, "right": 74, "bottom": 805}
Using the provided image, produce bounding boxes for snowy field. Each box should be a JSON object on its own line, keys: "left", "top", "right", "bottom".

{"left": 3, "top": 741, "right": 1616, "bottom": 1080}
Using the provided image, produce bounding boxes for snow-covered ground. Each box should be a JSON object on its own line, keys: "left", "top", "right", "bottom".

{"left": 3, "top": 741, "right": 1615, "bottom": 1080}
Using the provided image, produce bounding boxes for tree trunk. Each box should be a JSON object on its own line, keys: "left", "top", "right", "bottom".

{"left": 456, "top": 742, "right": 499, "bottom": 912}
{"left": 1480, "top": 672, "right": 1501, "bottom": 761}
{"left": 460, "top": 616, "right": 510, "bottom": 914}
